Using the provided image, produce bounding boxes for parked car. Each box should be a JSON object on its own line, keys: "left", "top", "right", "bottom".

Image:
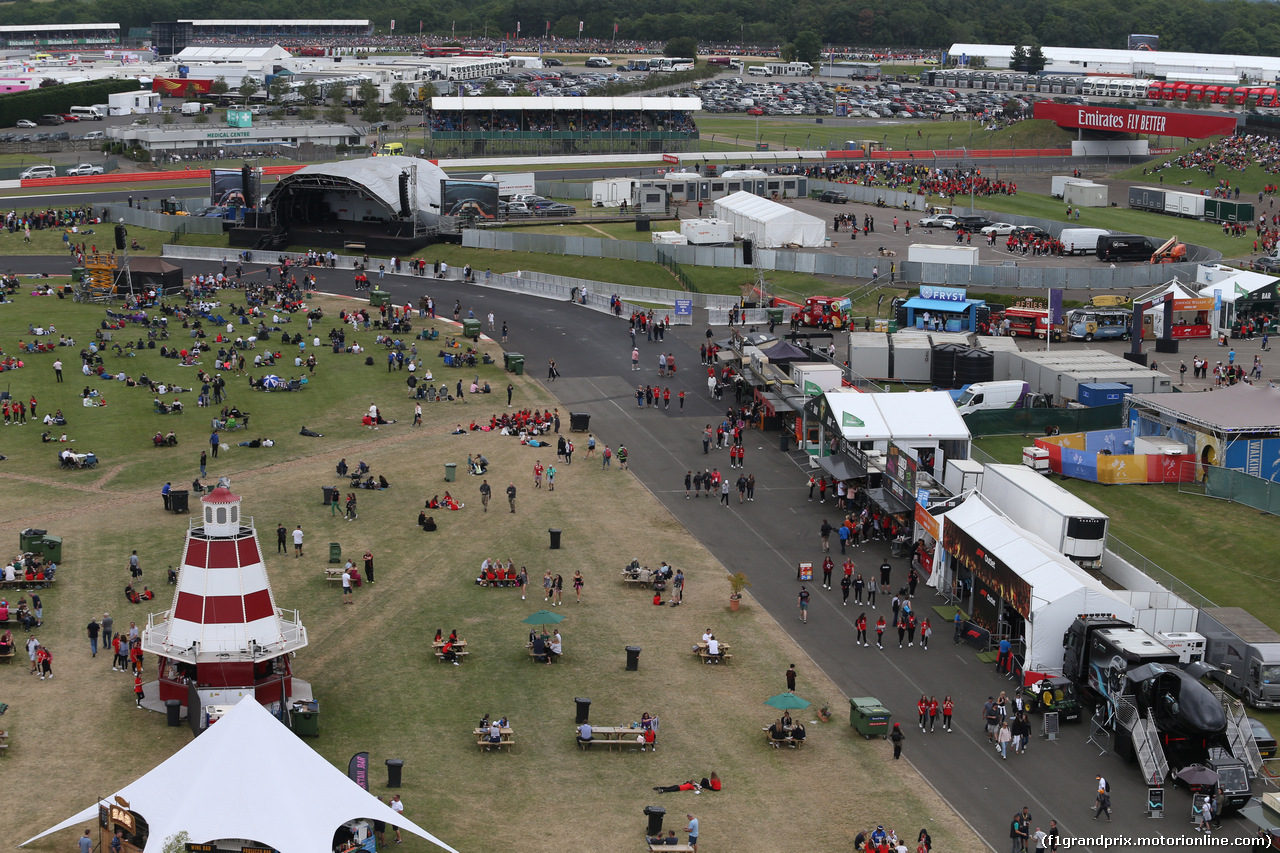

{"left": 918, "top": 213, "right": 958, "bottom": 228}
{"left": 15, "top": 119, "right": 36, "bottom": 128}
{"left": 817, "top": 190, "right": 848, "bottom": 204}
{"left": 1249, "top": 717, "right": 1277, "bottom": 760}
{"left": 60, "top": 113, "right": 80, "bottom": 122}
{"left": 979, "top": 222, "right": 1017, "bottom": 236}
{"left": 66, "top": 163, "right": 103, "bottom": 176}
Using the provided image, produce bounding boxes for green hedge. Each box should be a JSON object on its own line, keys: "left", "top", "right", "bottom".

{"left": 0, "top": 79, "right": 141, "bottom": 128}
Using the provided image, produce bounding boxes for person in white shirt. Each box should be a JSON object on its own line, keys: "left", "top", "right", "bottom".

{"left": 706, "top": 637, "right": 721, "bottom": 663}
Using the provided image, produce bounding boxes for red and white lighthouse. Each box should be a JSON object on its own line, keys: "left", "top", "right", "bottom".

{"left": 142, "top": 483, "right": 308, "bottom": 709}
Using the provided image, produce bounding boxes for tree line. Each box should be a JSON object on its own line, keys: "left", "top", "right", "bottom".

{"left": 4, "top": 0, "right": 1280, "bottom": 54}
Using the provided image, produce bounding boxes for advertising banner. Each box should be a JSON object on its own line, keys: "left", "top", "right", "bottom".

{"left": 942, "top": 515, "right": 1031, "bottom": 622}
{"left": 1033, "top": 101, "right": 1238, "bottom": 139}
{"left": 440, "top": 180, "right": 499, "bottom": 220}
{"left": 152, "top": 78, "right": 213, "bottom": 97}
{"left": 347, "top": 751, "right": 369, "bottom": 790}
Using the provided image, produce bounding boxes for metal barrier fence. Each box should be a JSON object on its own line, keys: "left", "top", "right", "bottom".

{"left": 1181, "top": 463, "right": 1280, "bottom": 517}
{"left": 708, "top": 308, "right": 769, "bottom": 325}
{"left": 463, "top": 223, "right": 1204, "bottom": 290}
{"left": 107, "top": 204, "right": 225, "bottom": 235}
{"left": 511, "top": 270, "right": 696, "bottom": 323}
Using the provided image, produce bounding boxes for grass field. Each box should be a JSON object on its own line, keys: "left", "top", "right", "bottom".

{"left": 1, "top": 289, "right": 982, "bottom": 853}
{"left": 694, "top": 117, "right": 1076, "bottom": 152}
{"left": 975, "top": 191, "right": 1254, "bottom": 258}
{"left": 1113, "top": 137, "right": 1280, "bottom": 196}
{"left": 0, "top": 224, "right": 232, "bottom": 258}
{"left": 974, "top": 435, "right": 1280, "bottom": 730}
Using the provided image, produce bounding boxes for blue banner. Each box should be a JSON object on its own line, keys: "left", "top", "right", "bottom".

{"left": 919, "top": 285, "right": 967, "bottom": 303}
{"left": 674, "top": 299, "right": 693, "bottom": 316}
{"left": 1049, "top": 288, "right": 1064, "bottom": 324}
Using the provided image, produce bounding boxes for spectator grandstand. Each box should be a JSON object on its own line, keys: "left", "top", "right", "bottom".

{"left": 0, "top": 23, "right": 120, "bottom": 49}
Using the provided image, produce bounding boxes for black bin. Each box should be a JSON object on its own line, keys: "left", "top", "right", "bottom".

{"left": 644, "top": 806, "right": 666, "bottom": 836}
{"left": 626, "top": 646, "right": 641, "bottom": 671}
{"left": 575, "top": 697, "right": 591, "bottom": 724}
{"left": 569, "top": 412, "right": 591, "bottom": 432}
{"left": 779, "top": 432, "right": 790, "bottom": 452}
{"left": 165, "top": 699, "right": 182, "bottom": 727}
{"left": 1156, "top": 338, "right": 1180, "bottom": 354}
{"left": 386, "top": 759, "right": 404, "bottom": 788}
{"left": 322, "top": 485, "right": 337, "bottom": 506}
{"left": 169, "top": 490, "right": 189, "bottom": 514}
{"left": 549, "top": 528, "right": 562, "bottom": 550}
{"left": 636, "top": 216, "right": 650, "bottom": 232}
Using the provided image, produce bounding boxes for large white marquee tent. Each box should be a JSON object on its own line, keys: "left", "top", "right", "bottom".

{"left": 712, "top": 191, "right": 826, "bottom": 248}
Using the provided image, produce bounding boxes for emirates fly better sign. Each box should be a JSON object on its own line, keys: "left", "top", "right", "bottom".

{"left": 1032, "top": 101, "right": 1238, "bottom": 139}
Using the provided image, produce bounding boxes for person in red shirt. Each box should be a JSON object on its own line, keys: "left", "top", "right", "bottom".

{"left": 855, "top": 613, "right": 868, "bottom": 646}
{"left": 942, "top": 696, "right": 954, "bottom": 732}
{"left": 663, "top": 387, "right": 670, "bottom": 409}
{"left": 927, "top": 696, "right": 940, "bottom": 732}
{"left": 875, "top": 616, "right": 886, "bottom": 650}
{"left": 134, "top": 675, "right": 145, "bottom": 707}
{"left": 129, "top": 643, "right": 144, "bottom": 675}
{"left": 817, "top": 476, "right": 827, "bottom": 504}
{"left": 821, "top": 556, "right": 834, "bottom": 589}
{"left": 917, "top": 695, "right": 928, "bottom": 730}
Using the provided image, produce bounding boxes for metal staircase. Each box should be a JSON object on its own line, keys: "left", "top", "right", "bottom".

{"left": 1208, "top": 684, "right": 1263, "bottom": 776}
{"left": 1117, "top": 697, "right": 1169, "bottom": 784}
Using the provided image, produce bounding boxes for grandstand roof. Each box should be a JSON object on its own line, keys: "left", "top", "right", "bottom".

{"left": 949, "top": 43, "right": 1280, "bottom": 76}
{"left": 181, "top": 19, "right": 370, "bottom": 27}
{"left": 432, "top": 96, "right": 701, "bottom": 112}
{"left": 174, "top": 45, "right": 293, "bottom": 62}
{"left": 0, "top": 23, "right": 119, "bottom": 33}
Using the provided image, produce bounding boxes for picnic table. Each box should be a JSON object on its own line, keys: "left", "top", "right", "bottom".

{"left": 621, "top": 567, "right": 654, "bottom": 587}
{"left": 693, "top": 641, "right": 732, "bottom": 664}
{"left": 0, "top": 577, "right": 54, "bottom": 591}
{"left": 434, "top": 639, "right": 469, "bottom": 663}
{"left": 473, "top": 726, "right": 515, "bottom": 751}
{"left": 763, "top": 725, "right": 806, "bottom": 749}
{"left": 575, "top": 726, "right": 647, "bottom": 750}
{"left": 647, "top": 845, "right": 694, "bottom": 853}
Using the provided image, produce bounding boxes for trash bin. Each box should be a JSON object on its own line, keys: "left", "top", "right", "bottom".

{"left": 625, "top": 646, "right": 641, "bottom": 671}
{"left": 849, "top": 697, "right": 892, "bottom": 739}
{"left": 549, "top": 528, "right": 562, "bottom": 550}
{"left": 575, "top": 697, "right": 591, "bottom": 724}
{"left": 368, "top": 289, "right": 390, "bottom": 307}
{"left": 462, "top": 318, "right": 481, "bottom": 339}
{"left": 329, "top": 542, "right": 341, "bottom": 564}
{"left": 37, "top": 536, "right": 62, "bottom": 562}
{"left": 644, "top": 805, "right": 666, "bottom": 836}
{"left": 322, "top": 485, "right": 337, "bottom": 506}
{"left": 169, "top": 491, "right": 188, "bottom": 515}
{"left": 19, "top": 528, "right": 47, "bottom": 553}
{"left": 510, "top": 356, "right": 524, "bottom": 375}
{"left": 444, "top": 462, "right": 457, "bottom": 482}
{"left": 766, "top": 307, "right": 785, "bottom": 325}
{"left": 779, "top": 432, "right": 790, "bottom": 452}
{"left": 70, "top": 267, "right": 84, "bottom": 283}
{"left": 165, "top": 699, "right": 182, "bottom": 727}
{"left": 385, "top": 758, "right": 404, "bottom": 787}
{"left": 505, "top": 353, "right": 524, "bottom": 373}
{"left": 569, "top": 412, "right": 590, "bottom": 432}
{"left": 887, "top": 321, "right": 899, "bottom": 334}
{"left": 290, "top": 700, "right": 320, "bottom": 737}
{"left": 636, "top": 216, "right": 650, "bottom": 232}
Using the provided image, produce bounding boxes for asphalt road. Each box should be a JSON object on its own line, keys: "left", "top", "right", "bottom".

{"left": 15, "top": 250, "right": 1258, "bottom": 850}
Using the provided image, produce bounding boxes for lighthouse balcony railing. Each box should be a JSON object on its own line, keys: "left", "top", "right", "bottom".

{"left": 141, "top": 608, "right": 309, "bottom": 663}
{"left": 188, "top": 519, "right": 256, "bottom": 536}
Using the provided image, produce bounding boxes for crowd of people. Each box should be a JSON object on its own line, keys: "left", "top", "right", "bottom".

{"left": 429, "top": 109, "right": 696, "bottom": 134}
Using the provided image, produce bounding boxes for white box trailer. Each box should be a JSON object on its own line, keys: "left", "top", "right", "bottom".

{"left": 791, "top": 362, "right": 845, "bottom": 395}
{"left": 943, "top": 457, "right": 984, "bottom": 496}
{"left": 977, "top": 463, "right": 1110, "bottom": 568}
{"left": 1164, "top": 190, "right": 1206, "bottom": 218}
{"left": 679, "top": 217, "right": 734, "bottom": 245}
{"left": 590, "top": 177, "right": 634, "bottom": 207}
{"left": 1063, "top": 181, "right": 1108, "bottom": 208}
{"left": 906, "top": 244, "right": 978, "bottom": 266}
{"left": 1050, "top": 175, "right": 1085, "bottom": 198}
{"left": 486, "top": 171, "right": 535, "bottom": 198}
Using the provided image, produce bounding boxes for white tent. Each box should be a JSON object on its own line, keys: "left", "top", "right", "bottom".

{"left": 20, "top": 698, "right": 460, "bottom": 853}
{"left": 940, "top": 495, "right": 1134, "bottom": 673}
{"left": 822, "top": 390, "right": 971, "bottom": 447}
{"left": 712, "top": 190, "right": 826, "bottom": 248}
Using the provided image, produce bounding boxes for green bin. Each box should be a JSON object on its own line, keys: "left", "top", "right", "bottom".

{"left": 887, "top": 321, "right": 899, "bottom": 334}
{"left": 70, "top": 267, "right": 84, "bottom": 284}
{"left": 369, "top": 289, "right": 390, "bottom": 307}
{"left": 849, "top": 696, "right": 891, "bottom": 739}
{"left": 462, "top": 318, "right": 481, "bottom": 339}
{"left": 329, "top": 542, "right": 341, "bottom": 564}
{"left": 39, "top": 536, "right": 62, "bottom": 563}
{"left": 19, "top": 528, "right": 47, "bottom": 553}
{"left": 508, "top": 355, "right": 525, "bottom": 375}
{"left": 766, "top": 307, "right": 785, "bottom": 324}
{"left": 290, "top": 700, "right": 319, "bottom": 737}
{"left": 444, "top": 462, "right": 457, "bottom": 482}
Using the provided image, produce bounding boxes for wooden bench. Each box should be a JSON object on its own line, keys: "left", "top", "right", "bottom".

{"left": 694, "top": 650, "right": 733, "bottom": 665}
{"left": 344, "top": 242, "right": 366, "bottom": 250}
{"left": 648, "top": 845, "right": 694, "bottom": 853}
{"left": 0, "top": 578, "right": 54, "bottom": 590}
{"left": 0, "top": 649, "right": 14, "bottom": 663}
{"left": 476, "top": 738, "right": 515, "bottom": 751}
{"left": 621, "top": 572, "right": 653, "bottom": 587}
{"left": 763, "top": 729, "right": 805, "bottom": 749}
{"left": 577, "top": 738, "right": 629, "bottom": 750}
{"left": 434, "top": 649, "right": 470, "bottom": 663}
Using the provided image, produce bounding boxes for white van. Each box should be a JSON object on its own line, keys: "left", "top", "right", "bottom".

{"left": 19, "top": 165, "right": 56, "bottom": 180}
{"left": 955, "top": 381, "right": 1032, "bottom": 415}
{"left": 69, "top": 105, "right": 104, "bottom": 120}
{"left": 1058, "top": 227, "right": 1110, "bottom": 256}
{"left": 747, "top": 66, "right": 770, "bottom": 77}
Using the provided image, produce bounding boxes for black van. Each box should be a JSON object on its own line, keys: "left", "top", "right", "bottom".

{"left": 36, "top": 114, "right": 64, "bottom": 125}
{"left": 1096, "top": 234, "right": 1155, "bottom": 262}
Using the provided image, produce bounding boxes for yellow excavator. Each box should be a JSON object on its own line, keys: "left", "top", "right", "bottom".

{"left": 1150, "top": 235, "right": 1187, "bottom": 264}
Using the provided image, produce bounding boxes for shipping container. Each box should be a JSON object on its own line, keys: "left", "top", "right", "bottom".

{"left": 1077, "top": 382, "right": 1132, "bottom": 407}
{"left": 1164, "top": 190, "right": 1206, "bottom": 218}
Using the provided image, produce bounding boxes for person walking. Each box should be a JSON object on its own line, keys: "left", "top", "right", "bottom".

{"left": 820, "top": 519, "right": 832, "bottom": 553}
{"left": 209, "top": 429, "right": 220, "bottom": 458}
{"left": 927, "top": 696, "right": 939, "bottom": 733}
{"left": 797, "top": 586, "right": 810, "bottom": 623}
{"left": 507, "top": 482, "right": 517, "bottom": 513}
{"left": 292, "top": 525, "right": 304, "bottom": 557}
{"left": 875, "top": 615, "right": 886, "bottom": 649}
{"left": 572, "top": 570, "right": 584, "bottom": 602}
{"left": 890, "top": 723, "right": 904, "bottom": 759}
{"left": 102, "top": 612, "right": 113, "bottom": 648}
{"left": 720, "top": 477, "right": 730, "bottom": 506}
{"left": 87, "top": 616, "right": 100, "bottom": 657}
{"left": 53, "top": 358, "right": 63, "bottom": 383}
{"left": 996, "top": 721, "right": 1012, "bottom": 759}
{"left": 134, "top": 674, "right": 145, "bottom": 707}
{"left": 841, "top": 573, "right": 852, "bottom": 606}
{"left": 479, "top": 479, "right": 491, "bottom": 512}
{"left": 199, "top": 450, "right": 207, "bottom": 477}
{"left": 785, "top": 663, "right": 797, "bottom": 692}
{"left": 942, "top": 696, "right": 954, "bottom": 732}
{"left": 631, "top": 347, "right": 640, "bottom": 371}
{"left": 390, "top": 795, "right": 404, "bottom": 843}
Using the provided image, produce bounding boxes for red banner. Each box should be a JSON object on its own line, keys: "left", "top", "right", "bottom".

{"left": 1033, "top": 101, "right": 1238, "bottom": 139}
{"left": 152, "top": 78, "right": 213, "bottom": 97}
